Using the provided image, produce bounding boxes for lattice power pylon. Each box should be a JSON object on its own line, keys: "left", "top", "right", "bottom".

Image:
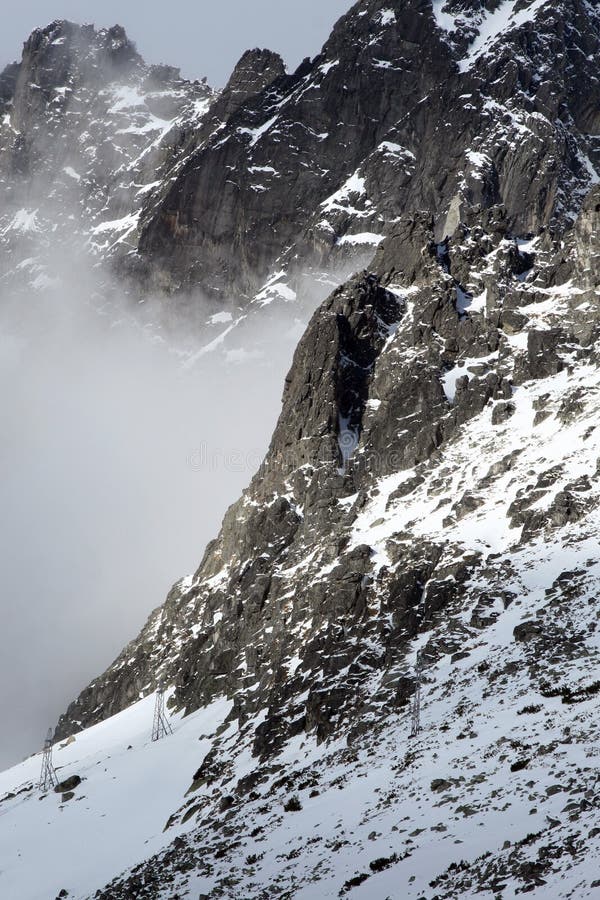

{"left": 39, "top": 728, "right": 58, "bottom": 792}
{"left": 410, "top": 651, "right": 423, "bottom": 738}
{"left": 151, "top": 684, "right": 173, "bottom": 742}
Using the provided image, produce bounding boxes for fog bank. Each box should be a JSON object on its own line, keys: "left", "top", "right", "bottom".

{"left": 0, "top": 275, "right": 299, "bottom": 769}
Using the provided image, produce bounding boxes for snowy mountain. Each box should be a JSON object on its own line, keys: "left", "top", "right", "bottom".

{"left": 0, "top": 22, "right": 210, "bottom": 288}
{"left": 2, "top": 0, "right": 600, "bottom": 897}
{"left": 0, "top": 18, "right": 365, "bottom": 363}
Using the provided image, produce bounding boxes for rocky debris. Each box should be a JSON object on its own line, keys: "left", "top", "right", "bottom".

{"left": 491, "top": 400, "right": 516, "bottom": 425}
{"left": 514, "top": 621, "right": 543, "bottom": 643}
{"left": 89, "top": 646, "right": 600, "bottom": 899}
{"left": 53, "top": 775, "right": 82, "bottom": 793}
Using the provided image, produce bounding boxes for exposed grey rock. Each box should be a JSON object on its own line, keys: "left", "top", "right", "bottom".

{"left": 131, "top": 0, "right": 600, "bottom": 303}
{"left": 54, "top": 774, "right": 81, "bottom": 793}
{"left": 492, "top": 401, "right": 516, "bottom": 425}
{"left": 513, "top": 621, "right": 543, "bottom": 643}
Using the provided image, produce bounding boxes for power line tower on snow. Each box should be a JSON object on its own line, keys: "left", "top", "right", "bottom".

{"left": 151, "top": 683, "right": 173, "bottom": 742}
{"left": 39, "top": 728, "right": 58, "bottom": 792}
{"left": 410, "top": 651, "right": 423, "bottom": 738}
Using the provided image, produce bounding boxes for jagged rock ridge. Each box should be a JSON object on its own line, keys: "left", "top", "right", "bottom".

{"left": 134, "top": 0, "right": 600, "bottom": 299}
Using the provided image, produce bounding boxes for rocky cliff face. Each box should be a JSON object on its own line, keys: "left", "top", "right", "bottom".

{"left": 4, "top": 1, "right": 600, "bottom": 897}
{"left": 134, "top": 0, "right": 600, "bottom": 301}
{"left": 76, "top": 185, "right": 600, "bottom": 896}
{"left": 56, "top": 0, "right": 600, "bottom": 738}
{"left": 135, "top": 0, "right": 455, "bottom": 297}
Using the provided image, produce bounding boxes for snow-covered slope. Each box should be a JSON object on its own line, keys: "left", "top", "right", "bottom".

{"left": 3, "top": 434, "right": 600, "bottom": 898}
{"left": 31, "top": 191, "right": 599, "bottom": 898}
{"left": 0, "top": 695, "right": 231, "bottom": 900}
{"left": 3, "top": 1, "right": 600, "bottom": 898}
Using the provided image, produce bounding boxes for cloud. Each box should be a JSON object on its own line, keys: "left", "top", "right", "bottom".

{"left": 0, "top": 0, "right": 359, "bottom": 769}
{"left": 0, "top": 246, "right": 298, "bottom": 769}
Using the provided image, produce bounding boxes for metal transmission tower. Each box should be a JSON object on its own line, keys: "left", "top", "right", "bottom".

{"left": 151, "top": 684, "right": 173, "bottom": 742}
{"left": 39, "top": 728, "right": 58, "bottom": 792}
{"left": 410, "top": 651, "right": 423, "bottom": 738}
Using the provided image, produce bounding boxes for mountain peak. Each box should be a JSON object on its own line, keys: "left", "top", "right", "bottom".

{"left": 20, "top": 18, "right": 142, "bottom": 73}
{"left": 220, "top": 46, "right": 286, "bottom": 108}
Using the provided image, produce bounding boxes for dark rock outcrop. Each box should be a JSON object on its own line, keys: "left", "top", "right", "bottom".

{"left": 135, "top": 0, "right": 600, "bottom": 301}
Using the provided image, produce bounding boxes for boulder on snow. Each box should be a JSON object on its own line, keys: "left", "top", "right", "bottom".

{"left": 54, "top": 774, "right": 81, "bottom": 794}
